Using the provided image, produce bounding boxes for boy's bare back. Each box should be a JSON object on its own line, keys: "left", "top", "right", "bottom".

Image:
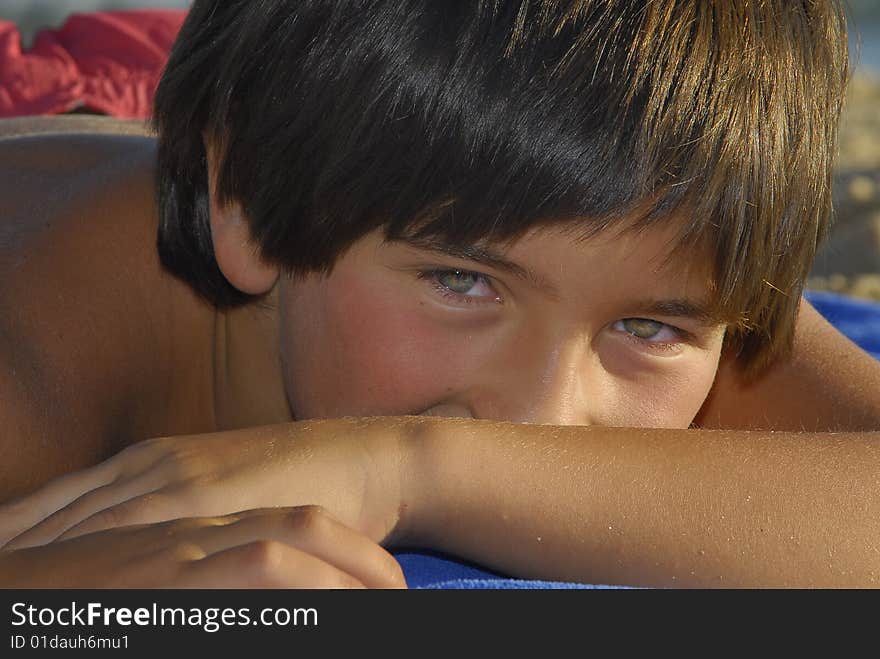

{"left": 0, "top": 122, "right": 216, "bottom": 501}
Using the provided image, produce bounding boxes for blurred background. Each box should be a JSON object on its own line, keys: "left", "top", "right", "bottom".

{"left": 1, "top": 0, "right": 878, "bottom": 300}
{"left": 0, "top": 0, "right": 191, "bottom": 44}
{"left": 812, "top": 0, "right": 880, "bottom": 301}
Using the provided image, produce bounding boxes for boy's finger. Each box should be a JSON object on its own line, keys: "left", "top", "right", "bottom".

{"left": 14, "top": 472, "right": 172, "bottom": 548}
{"left": 56, "top": 478, "right": 244, "bottom": 543}
{"left": 175, "top": 539, "right": 368, "bottom": 589}
{"left": 191, "top": 507, "right": 407, "bottom": 589}
{"left": 0, "top": 460, "right": 119, "bottom": 546}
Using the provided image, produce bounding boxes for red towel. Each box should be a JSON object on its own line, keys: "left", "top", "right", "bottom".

{"left": 0, "top": 10, "right": 185, "bottom": 119}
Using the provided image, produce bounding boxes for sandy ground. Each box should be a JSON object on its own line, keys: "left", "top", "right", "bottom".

{"left": 808, "top": 72, "right": 880, "bottom": 301}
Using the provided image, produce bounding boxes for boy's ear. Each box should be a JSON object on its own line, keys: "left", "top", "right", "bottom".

{"left": 204, "top": 140, "right": 279, "bottom": 295}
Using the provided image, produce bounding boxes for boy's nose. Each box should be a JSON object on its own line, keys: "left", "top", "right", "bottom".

{"left": 468, "top": 334, "right": 596, "bottom": 426}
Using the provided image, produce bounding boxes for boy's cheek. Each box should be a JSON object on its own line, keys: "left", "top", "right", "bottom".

{"left": 284, "top": 280, "right": 488, "bottom": 418}
{"left": 591, "top": 354, "right": 722, "bottom": 429}
{"left": 648, "top": 362, "right": 721, "bottom": 428}
{"left": 345, "top": 320, "right": 502, "bottom": 417}
{"left": 616, "top": 382, "right": 714, "bottom": 429}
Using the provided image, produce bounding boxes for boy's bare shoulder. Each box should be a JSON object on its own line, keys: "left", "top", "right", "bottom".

{"left": 0, "top": 129, "right": 214, "bottom": 501}
{"left": 0, "top": 129, "right": 164, "bottom": 320}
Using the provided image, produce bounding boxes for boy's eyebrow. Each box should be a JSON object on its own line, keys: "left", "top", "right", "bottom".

{"left": 395, "top": 236, "right": 558, "bottom": 293}
{"left": 632, "top": 299, "right": 720, "bottom": 325}
{"left": 395, "top": 236, "right": 720, "bottom": 325}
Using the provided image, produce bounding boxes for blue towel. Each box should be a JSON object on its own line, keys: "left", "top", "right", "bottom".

{"left": 805, "top": 290, "right": 880, "bottom": 360}
{"left": 393, "top": 290, "right": 880, "bottom": 588}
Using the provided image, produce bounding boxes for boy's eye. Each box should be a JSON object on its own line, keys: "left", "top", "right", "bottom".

{"left": 436, "top": 270, "right": 481, "bottom": 295}
{"left": 612, "top": 318, "right": 681, "bottom": 343}
{"left": 418, "top": 269, "right": 502, "bottom": 304}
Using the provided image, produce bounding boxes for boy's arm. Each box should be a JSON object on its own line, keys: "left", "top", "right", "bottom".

{"left": 397, "top": 419, "right": 880, "bottom": 587}
{"left": 4, "top": 417, "right": 879, "bottom": 587}
{"left": 693, "top": 297, "right": 880, "bottom": 432}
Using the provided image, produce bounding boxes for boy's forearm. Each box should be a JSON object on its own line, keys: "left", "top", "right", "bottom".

{"left": 695, "top": 298, "right": 880, "bottom": 432}
{"left": 395, "top": 417, "right": 880, "bottom": 587}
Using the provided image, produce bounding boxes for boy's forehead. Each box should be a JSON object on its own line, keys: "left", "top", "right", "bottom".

{"left": 514, "top": 215, "right": 715, "bottom": 275}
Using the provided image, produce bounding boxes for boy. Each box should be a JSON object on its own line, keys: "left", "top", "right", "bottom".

{"left": 0, "top": 0, "right": 878, "bottom": 588}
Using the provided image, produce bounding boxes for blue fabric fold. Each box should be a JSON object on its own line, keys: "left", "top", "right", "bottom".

{"left": 393, "top": 290, "right": 880, "bottom": 589}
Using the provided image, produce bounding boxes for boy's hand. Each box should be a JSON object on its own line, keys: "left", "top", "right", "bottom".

{"left": 0, "top": 506, "right": 407, "bottom": 588}
{"left": 0, "top": 418, "right": 413, "bottom": 552}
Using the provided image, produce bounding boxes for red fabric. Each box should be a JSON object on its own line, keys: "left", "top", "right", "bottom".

{"left": 0, "top": 10, "right": 185, "bottom": 119}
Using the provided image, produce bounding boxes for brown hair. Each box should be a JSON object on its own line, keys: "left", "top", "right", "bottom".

{"left": 153, "top": 0, "right": 850, "bottom": 379}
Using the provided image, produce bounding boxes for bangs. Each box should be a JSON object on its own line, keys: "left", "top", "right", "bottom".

{"left": 373, "top": 0, "right": 847, "bottom": 376}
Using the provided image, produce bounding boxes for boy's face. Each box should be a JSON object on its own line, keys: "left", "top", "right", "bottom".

{"left": 277, "top": 220, "right": 726, "bottom": 428}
